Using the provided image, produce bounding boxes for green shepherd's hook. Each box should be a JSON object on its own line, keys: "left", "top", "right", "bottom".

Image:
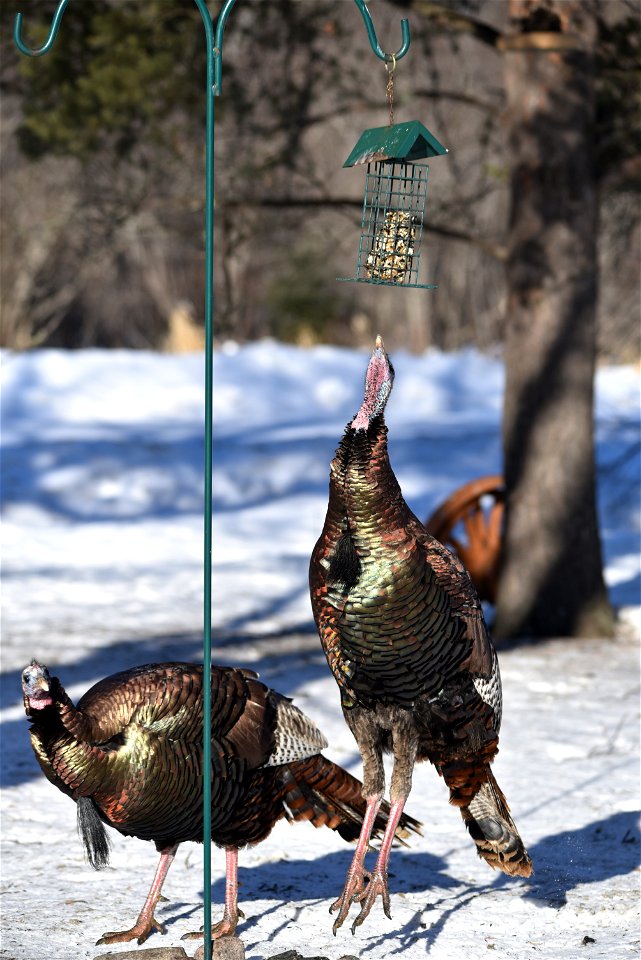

{"left": 15, "top": 0, "right": 411, "bottom": 76}
{"left": 13, "top": 2, "right": 410, "bottom": 958}
{"left": 13, "top": 0, "right": 71, "bottom": 56}
{"left": 211, "top": 0, "right": 409, "bottom": 92}
{"left": 353, "top": 0, "right": 410, "bottom": 64}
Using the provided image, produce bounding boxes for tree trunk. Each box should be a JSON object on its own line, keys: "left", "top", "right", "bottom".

{"left": 494, "top": 2, "right": 614, "bottom": 640}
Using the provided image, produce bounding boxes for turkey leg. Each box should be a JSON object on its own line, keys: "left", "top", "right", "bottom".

{"left": 350, "top": 797, "right": 406, "bottom": 931}
{"left": 330, "top": 792, "right": 382, "bottom": 935}
{"left": 331, "top": 714, "right": 386, "bottom": 934}
{"left": 349, "top": 720, "right": 417, "bottom": 931}
{"left": 182, "top": 846, "right": 244, "bottom": 941}
{"left": 96, "top": 843, "right": 178, "bottom": 945}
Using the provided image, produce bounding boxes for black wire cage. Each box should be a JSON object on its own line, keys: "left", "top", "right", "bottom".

{"left": 339, "top": 120, "right": 448, "bottom": 289}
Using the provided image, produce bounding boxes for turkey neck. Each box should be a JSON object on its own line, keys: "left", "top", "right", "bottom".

{"left": 27, "top": 692, "right": 111, "bottom": 797}
{"left": 55, "top": 679, "right": 105, "bottom": 741}
{"left": 323, "top": 412, "right": 442, "bottom": 709}
{"left": 331, "top": 415, "right": 409, "bottom": 543}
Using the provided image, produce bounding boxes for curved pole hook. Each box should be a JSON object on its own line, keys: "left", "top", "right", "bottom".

{"left": 353, "top": 0, "right": 410, "bottom": 63}
{"left": 210, "top": 0, "right": 410, "bottom": 94}
{"left": 14, "top": 0, "right": 410, "bottom": 83}
{"left": 212, "top": 0, "right": 237, "bottom": 95}
{"left": 14, "top": 0, "right": 71, "bottom": 57}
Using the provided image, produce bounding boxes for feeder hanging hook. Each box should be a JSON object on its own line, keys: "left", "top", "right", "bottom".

{"left": 353, "top": 0, "right": 410, "bottom": 64}
{"left": 13, "top": 0, "right": 71, "bottom": 57}
{"left": 386, "top": 55, "right": 396, "bottom": 126}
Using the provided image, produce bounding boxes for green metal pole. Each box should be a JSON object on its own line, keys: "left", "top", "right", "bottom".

{"left": 192, "top": 6, "right": 215, "bottom": 957}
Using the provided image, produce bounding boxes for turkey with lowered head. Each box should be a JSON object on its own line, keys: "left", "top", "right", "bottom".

{"left": 310, "top": 336, "right": 532, "bottom": 934}
{"left": 22, "top": 659, "right": 421, "bottom": 945}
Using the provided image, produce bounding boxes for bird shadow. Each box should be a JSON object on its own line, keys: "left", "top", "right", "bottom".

{"left": 174, "top": 810, "right": 638, "bottom": 956}
{"left": 178, "top": 847, "right": 457, "bottom": 945}
{"left": 214, "top": 848, "right": 456, "bottom": 908}
{"left": 375, "top": 809, "right": 640, "bottom": 955}
{"left": 495, "top": 808, "right": 641, "bottom": 907}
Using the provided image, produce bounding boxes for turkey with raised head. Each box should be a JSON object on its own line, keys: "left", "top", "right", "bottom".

{"left": 21, "top": 659, "right": 421, "bottom": 945}
{"left": 309, "top": 336, "right": 532, "bottom": 934}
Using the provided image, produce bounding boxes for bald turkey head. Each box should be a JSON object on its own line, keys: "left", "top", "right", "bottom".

{"left": 22, "top": 660, "right": 54, "bottom": 713}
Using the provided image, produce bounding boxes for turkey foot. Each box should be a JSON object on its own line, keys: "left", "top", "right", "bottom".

{"left": 350, "top": 868, "right": 391, "bottom": 933}
{"left": 344, "top": 797, "right": 406, "bottom": 934}
{"left": 96, "top": 915, "right": 165, "bottom": 946}
{"left": 183, "top": 847, "right": 244, "bottom": 940}
{"left": 181, "top": 907, "right": 245, "bottom": 941}
{"left": 331, "top": 793, "right": 383, "bottom": 935}
{"left": 96, "top": 844, "right": 177, "bottom": 945}
{"left": 330, "top": 863, "right": 370, "bottom": 934}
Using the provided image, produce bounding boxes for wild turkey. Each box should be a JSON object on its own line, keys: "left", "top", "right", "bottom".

{"left": 21, "top": 659, "right": 421, "bottom": 945}
{"left": 309, "top": 336, "right": 532, "bottom": 934}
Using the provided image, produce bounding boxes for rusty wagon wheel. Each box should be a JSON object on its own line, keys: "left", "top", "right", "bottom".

{"left": 425, "top": 475, "right": 505, "bottom": 604}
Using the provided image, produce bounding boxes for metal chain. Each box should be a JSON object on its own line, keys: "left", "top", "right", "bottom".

{"left": 386, "top": 54, "right": 396, "bottom": 126}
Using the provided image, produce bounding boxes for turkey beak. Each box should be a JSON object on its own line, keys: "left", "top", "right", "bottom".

{"left": 373, "top": 336, "right": 392, "bottom": 372}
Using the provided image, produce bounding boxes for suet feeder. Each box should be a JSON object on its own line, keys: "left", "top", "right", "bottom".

{"left": 339, "top": 119, "right": 448, "bottom": 289}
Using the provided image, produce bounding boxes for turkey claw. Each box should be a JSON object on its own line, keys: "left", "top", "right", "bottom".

{"left": 330, "top": 868, "right": 370, "bottom": 935}
{"left": 96, "top": 916, "right": 165, "bottom": 945}
{"left": 350, "top": 870, "right": 392, "bottom": 933}
{"left": 181, "top": 909, "right": 242, "bottom": 940}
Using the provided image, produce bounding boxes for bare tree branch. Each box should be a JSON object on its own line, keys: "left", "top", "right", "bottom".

{"left": 410, "top": 1, "right": 504, "bottom": 47}
{"left": 414, "top": 88, "right": 503, "bottom": 112}
{"left": 221, "top": 196, "right": 506, "bottom": 260}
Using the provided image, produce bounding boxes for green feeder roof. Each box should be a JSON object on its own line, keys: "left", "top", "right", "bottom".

{"left": 344, "top": 120, "right": 448, "bottom": 167}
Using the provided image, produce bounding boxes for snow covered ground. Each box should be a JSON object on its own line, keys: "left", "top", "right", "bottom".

{"left": 1, "top": 342, "right": 639, "bottom": 960}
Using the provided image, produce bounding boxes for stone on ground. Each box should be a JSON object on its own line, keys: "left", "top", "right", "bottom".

{"left": 95, "top": 948, "right": 189, "bottom": 960}
{"left": 193, "top": 935, "right": 246, "bottom": 960}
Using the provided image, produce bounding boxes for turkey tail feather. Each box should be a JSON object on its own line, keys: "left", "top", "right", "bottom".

{"left": 285, "top": 755, "right": 422, "bottom": 845}
{"left": 77, "top": 796, "right": 111, "bottom": 870}
{"left": 461, "top": 770, "right": 532, "bottom": 877}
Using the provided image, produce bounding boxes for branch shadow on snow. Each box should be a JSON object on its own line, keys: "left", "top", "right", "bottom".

{"left": 0, "top": 420, "right": 500, "bottom": 524}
